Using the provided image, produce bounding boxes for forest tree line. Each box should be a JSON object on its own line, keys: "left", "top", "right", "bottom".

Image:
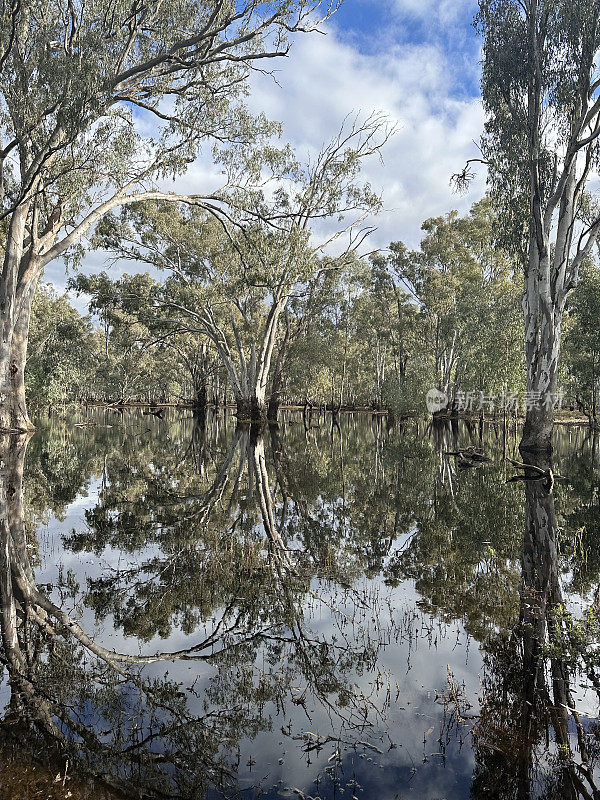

{"left": 3, "top": 0, "right": 600, "bottom": 449}
{"left": 27, "top": 197, "right": 600, "bottom": 423}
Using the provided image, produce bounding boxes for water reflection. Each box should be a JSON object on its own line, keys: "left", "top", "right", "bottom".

{"left": 473, "top": 452, "right": 600, "bottom": 800}
{"left": 0, "top": 411, "right": 597, "bottom": 798}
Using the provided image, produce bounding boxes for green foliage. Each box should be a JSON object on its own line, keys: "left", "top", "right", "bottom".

{"left": 476, "top": 0, "right": 600, "bottom": 260}
{"left": 68, "top": 271, "right": 182, "bottom": 402}
{"left": 30, "top": 199, "right": 531, "bottom": 416}
{"left": 387, "top": 198, "right": 524, "bottom": 410}
{"left": 0, "top": 0, "right": 321, "bottom": 224}
{"left": 563, "top": 261, "right": 600, "bottom": 418}
{"left": 26, "top": 283, "right": 98, "bottom": 406}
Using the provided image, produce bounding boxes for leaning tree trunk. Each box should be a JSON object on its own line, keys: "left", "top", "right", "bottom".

{"left": 236, "top": 300, "right": 287, "bottom": 426}
{"left": 0, "top": 300, "right": 36, "bottom": 433}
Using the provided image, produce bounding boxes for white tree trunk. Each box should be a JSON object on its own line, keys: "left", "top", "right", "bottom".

{"left": 0, "top": 205, "right": 34, "bottom": 432}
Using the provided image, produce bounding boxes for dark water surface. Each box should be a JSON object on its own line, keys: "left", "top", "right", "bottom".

{"left": 1, "top": 409, "right": 599, "bottom": 799}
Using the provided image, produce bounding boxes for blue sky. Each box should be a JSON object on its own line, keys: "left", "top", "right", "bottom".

{"left": 48, "top": 0, "right": 488, "bottom": 297}
{"left": 333, "top": 0, "right": 480, "bottom": 95}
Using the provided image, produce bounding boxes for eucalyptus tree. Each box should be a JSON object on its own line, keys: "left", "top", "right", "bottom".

{"left": 458, "top": 0, "right": 600, "bottom": 450}
{"left": 93, "top": 116, "right": 389, "bottom": 421}
{"left": 347, "top": 255, "right": 422, "bottom": 410}
{"left": 563, "top": 261, "right": 600, "bottom": 423}
{"left": 389, "top": 199, "right": 521, "bottom": 412}
{"left": 0, "top": 0, "right": 338, "bottom": 432}
{"left": 68, "top": 271, "right": 172, "bottom": 402}
{"left": 26, "top": 282, "right": 99, "bottom": 407}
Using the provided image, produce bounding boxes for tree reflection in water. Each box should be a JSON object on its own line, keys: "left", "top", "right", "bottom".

{"left": 0, "top": 417, "right": 398, "bottom": 798}
{"left": 0, "top": 412, "right": 599, "bottom": 798}
{"left": 472, "top": 452, "right": 600, "bottom": 800}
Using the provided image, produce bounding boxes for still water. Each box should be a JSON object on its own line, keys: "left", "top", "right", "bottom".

{"left": 0, "top": 408, "right": 599, "bottom": 799}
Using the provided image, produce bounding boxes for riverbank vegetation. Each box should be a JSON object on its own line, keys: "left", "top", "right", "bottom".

{"left": 25, "top": 196, "right": 599, "bottom": 426}
{"left": 3, "top": 0, "right": 600, "bottom": 446}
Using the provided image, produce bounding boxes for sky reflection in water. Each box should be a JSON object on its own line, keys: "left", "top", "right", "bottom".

{"left": 0, "top": 409, "right": 598, "bottom": 800}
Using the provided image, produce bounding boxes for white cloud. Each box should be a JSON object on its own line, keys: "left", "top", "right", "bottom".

{"left": 393, "top": 0, "right": 477, "bottom": 25}
{"left": 59, "top": 17, "right": 487, "bottom": 290}
{"left": 244, "top": 28, "right": 486, "bottom": 250}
